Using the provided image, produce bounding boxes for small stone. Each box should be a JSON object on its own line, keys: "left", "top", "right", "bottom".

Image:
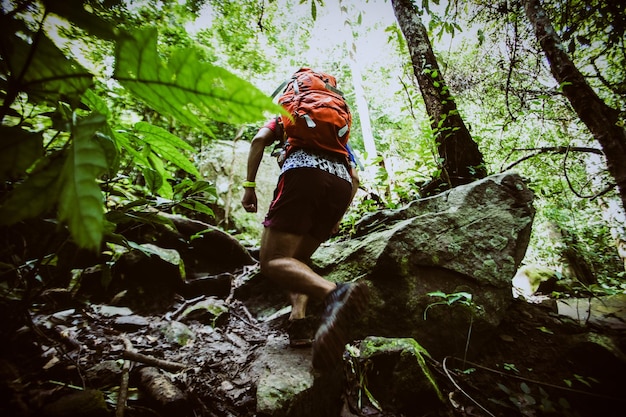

{"left": 499, "top": 334, "right": 515, "bottom": 342}
{"left": 113, "top": 315, "right": 149, "bottom": 331}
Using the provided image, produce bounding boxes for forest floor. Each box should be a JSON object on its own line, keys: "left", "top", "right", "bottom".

{"left": 2, "top": 284, "right": 625, "bottom": 417}
{"left": 434, "top": 295, "right": 626, "bottom": 417}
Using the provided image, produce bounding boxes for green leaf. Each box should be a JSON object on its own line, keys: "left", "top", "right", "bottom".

{"left": 0, "top": 127, "right": 43, "bottom": 180}
{"left": 113, "top": 131, "right": 150, "bottom": 166}
{"left": 173, "top": 179, "right": 217, "bottom": 200}
{"left": 147, "top": 152, "right": 173, "bottom": 199}
{"left": 536, "top": 326, "right": 554, "bottom": 334}
{"left": 134, "top": 122, "right": 200, "bottom": 177}
{"left": 106, "top": 209, "right": 174, "bottom": 230}
{"left": 496, "top": 383, "right": 511, "bottom": 395}
{"left": 0, "top": 153, "right": 65, "bottom": 224}
{"left": 186, "top": 180, "right": 217, "bottom": 198}
{"left": 362, "top": 384, "right": 382, "bottom": 411}
{"left": 427, "top": 291, "right": 447, "bottom": 298}
{"left": 58, "top": 113, "right": 109, "bottom": 251}
{"left": 137, "top": 243, "right": 181, "bottom": 266}
{"left": 178, "top": 200, "right": 215, "bottom": 217}
{"left": 113, "top": 28, "right": 282, "bottom": 133}
{"left": 82, "top": 89, "right": 111, "bottom": 117}
{"left": 142, "top": 166, "right": 163, "bottom": 194}
{"left": 94, "top": 129, "right": 120, "bottom": 175}
{"left": 7, "top": 29, "right": 93, "bottom": 105}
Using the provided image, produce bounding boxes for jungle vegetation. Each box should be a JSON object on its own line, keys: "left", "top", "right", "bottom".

{"left": 1, "top": 0, "right": 625, "bottom": 305}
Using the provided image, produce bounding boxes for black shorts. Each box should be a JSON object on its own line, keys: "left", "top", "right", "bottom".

{"left": 263, "top": 168, "right": 352, "bottom": 241}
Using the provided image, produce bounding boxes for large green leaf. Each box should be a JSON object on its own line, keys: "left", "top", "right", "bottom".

{"left": 58, "top": 113, "right": 109, "bottom": 251}
{"left": 113, "top": 28, "right": 282, "bottom": 132}
{"left": 5, "top": 28, "right": 93, "bottom": 104}
{"left": 134, "top": 122, "right": 199, "bottom": 177}
{"left": 0, "top": 126, "right": 44, "bottom": 180}
{"left": 0, "top": 153, "right": 65, "bottom": 224}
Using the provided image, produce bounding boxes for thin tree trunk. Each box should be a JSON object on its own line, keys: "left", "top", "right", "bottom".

{"left": 224, "top": 125, "right": 245, "bottom": 228}
{"left": 338, "top": 0, "right": 377, "bottom": 159}
{"left": 337, "top": 0, "right": 391, "bottom": 197}
{"left": 391, "top": 0, "right": 487, "bottom": 195}
{"left": 524, "top": 0, "right": 626, "bottom": 213}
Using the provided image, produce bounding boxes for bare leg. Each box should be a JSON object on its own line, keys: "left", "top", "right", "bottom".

{"left": 288, "top": 293, "right": 308, "bottom": 320}
{"left": 287, "top": 231, "right": 327, "bottom": 319}
{"left": 260, "top": 227, "right": 336, "bottom": 304}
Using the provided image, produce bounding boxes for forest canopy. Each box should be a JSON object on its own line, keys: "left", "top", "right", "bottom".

{"left": 1, "top": 0, "right": 625, "bottom": 300}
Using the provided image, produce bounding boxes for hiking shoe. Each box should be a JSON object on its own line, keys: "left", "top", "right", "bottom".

{"left": 312, "top": 282, "right": 367, "bottom": 371}
{"left": 287, "top": 316, "right": 318, "bottom": 348}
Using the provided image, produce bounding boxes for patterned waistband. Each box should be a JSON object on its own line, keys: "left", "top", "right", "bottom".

{"left": 281, "top": 148, "right": 351, "bottom": 183}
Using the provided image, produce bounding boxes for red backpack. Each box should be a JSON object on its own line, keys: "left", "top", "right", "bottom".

{"left": 273, "top": 67, "right": 352, "bottom": 158}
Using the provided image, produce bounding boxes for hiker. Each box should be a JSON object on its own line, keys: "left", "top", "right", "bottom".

{"left": 241, "top": 68, "right": 366, "bottom": 370}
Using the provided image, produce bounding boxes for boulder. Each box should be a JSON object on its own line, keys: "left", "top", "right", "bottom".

{"left": 312, "top": 172, "right": 535, "bottom": 359}
{"left": 344, "top": 337, "right": 444, "bottom": 416}
{"left": 250, "top": 334, "right": 315, "bottom": 416}
{"left": 199, "top": 139, "right": 281, "bottom": 236}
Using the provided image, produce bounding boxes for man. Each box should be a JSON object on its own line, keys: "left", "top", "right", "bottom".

{"left": 241, "top": 115, "right": 365, "bottom": 370}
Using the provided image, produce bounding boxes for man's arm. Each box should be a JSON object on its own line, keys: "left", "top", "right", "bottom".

{"left": 348, "top": 166, "right": 360, "bottom": 204}
{"left": 241, "top": 127, "right": 276, "bottom": 213}
{"left": 331, "top": 165, "right": 360, "bottom": 235}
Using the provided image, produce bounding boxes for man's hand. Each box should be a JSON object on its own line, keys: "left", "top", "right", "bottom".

{"left": 242, "top": 188, "right": 258, "bottom": 213}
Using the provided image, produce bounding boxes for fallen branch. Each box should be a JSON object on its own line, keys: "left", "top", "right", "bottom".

{"left": 138, "top": 367, "right": 189, "bottom": 415}
{"left": 115, "top": 337, "right": 134, "bottom": 417}
{"left": 167, "top": 295, "right": 205, "bottom": 321}
{"left": 122, "top": 350, "right": 188, "bottom": 373}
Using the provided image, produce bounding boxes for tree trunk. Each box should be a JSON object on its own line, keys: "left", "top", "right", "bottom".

{"left": 337, "top": 0, "right": 392, "bottom": 198}
{"left": 338, "top": 0, "right": 377, "bottom": 160}
{"left": 524, "top": 0, "right": 626, "bottom": 213}
{"left": 391, "top": 0, "right": 487, "bottom": 196}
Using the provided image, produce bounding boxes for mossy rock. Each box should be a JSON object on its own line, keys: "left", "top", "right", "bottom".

{"left": 346, "top": 336, "right": 444, "bottom": 415}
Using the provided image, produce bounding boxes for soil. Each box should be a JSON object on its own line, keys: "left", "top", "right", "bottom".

{"left": 1, "top": 280, "right": 625, "bottom": 417}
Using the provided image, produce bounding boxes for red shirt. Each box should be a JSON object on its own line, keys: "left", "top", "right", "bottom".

{"left": 263, "top": 117, "right": 280, "bottom": 132}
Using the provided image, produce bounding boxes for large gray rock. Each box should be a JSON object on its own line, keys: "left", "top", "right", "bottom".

{"left": 344, "top": 337, "right": 445, "bottom": 415}
{"left": 312, "top": 172, "right": 535, "bottom": 359}
{"left": 237, "top": 172, "right": 535, "bottom": 417}
{"left": 199, "top": 139, "right": 280, "bottom": 237}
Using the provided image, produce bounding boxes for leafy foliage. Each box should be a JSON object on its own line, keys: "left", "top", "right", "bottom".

{"left": 114, "top": 28, "right": 282, "bottom": 135}
{"left": 1, "top": 0, "right": 624, "bottom": 301}
{"left": 424, "top": 0, "right": 626, "bottom": 288}
{"left": 0, "top": 1, "right": 279, "bottom": 254}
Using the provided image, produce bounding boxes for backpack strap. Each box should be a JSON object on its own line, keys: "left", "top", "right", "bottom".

{"left": 325, "top": 83, "right": 344, "bottom": 97}
{"left": 270, "top": 79, "right": 290, "bottom": 99}
{"left": 293, "top": 77, "right": 300, "bottom": 94}
{"left": 271, "top": 74, "right": 345, "bottom": 99}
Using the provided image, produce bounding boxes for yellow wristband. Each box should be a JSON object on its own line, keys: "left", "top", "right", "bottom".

{"left": 242, "top": 181, "right": 256, "bottom": 188}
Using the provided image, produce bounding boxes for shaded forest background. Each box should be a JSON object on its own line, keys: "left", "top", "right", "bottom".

{"left": 1, "top": 0, "right": 625, "bottom": 308}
